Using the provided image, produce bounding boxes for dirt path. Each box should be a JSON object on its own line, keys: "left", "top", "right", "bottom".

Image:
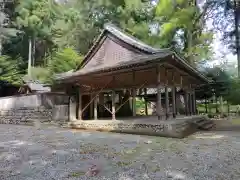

{"left": 0, "top": 125, "right": 240, "bottom": 180}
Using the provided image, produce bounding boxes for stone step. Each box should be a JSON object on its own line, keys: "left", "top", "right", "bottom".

{"left": 202, "top": 123, "right": 215, "bottom": 130}
{"left": 197, "top": 120, "right": 211, "bottom": 126}
{"left": 191, "top": 117, "right": 215, "bottom": 130}
{"left": 198, "top": 121, "right": 215, "bottom": 130}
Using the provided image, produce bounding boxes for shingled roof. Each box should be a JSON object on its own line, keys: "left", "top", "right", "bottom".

{"left": 56, "top": 23, "right": 209, "bottom": 83}
{"left": 22, "top": 75, "right": 51, "bottom": 92}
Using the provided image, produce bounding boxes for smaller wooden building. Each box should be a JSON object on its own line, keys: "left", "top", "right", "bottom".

{"left": 56, "top": 23, "right": 209, "bottom": 121}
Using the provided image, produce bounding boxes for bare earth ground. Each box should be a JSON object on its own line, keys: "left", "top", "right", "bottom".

{"left": 0, "top": 125, "right": 240, "bottom": 180}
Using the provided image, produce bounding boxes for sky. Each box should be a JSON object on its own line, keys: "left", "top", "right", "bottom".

{"left": 207, "top": 18, "right": 237, "bottom": 67}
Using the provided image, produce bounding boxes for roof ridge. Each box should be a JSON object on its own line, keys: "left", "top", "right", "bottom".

{"left": 77, "top": 23, "right": 172, "bottom": 70}
{"left": 104, "top": 23, "right": 171, "bottom": 54}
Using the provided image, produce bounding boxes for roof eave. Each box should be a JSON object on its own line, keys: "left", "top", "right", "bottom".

{"left": 172, "top": 52, "right": 210, "bottom": 84}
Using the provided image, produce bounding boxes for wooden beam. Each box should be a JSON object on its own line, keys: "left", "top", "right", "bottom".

{"left": 164, "top": 63, "right": 201, "bottom": 83}
{"left": 165, "top": 69, "right": 169, "bottom": 120}
{"left": 192, "top": 90, "right": 196, "bottom": 115}
{"left": 172, "top": 87, "right": 176, "bottom": 118}
{"left": 132, "top": 88, "right": 136, "bottom": 116}
{"left": 99, "top": 93, "right": 104, "bottom": 117}
{"left": 144, "top": 88, "right": 148, "bottom": 116}
{"left": 184, "top": 90, "right": 189, "bottom": 116}
{"left": 69, "top": 96, "right": 76, "bottom": 121}
{"left": 90, "top": 94, "right": 93, "bottom": 119}
{"left": 189, "top": 93, "right": 192, "bottom": 116}
{"left": 112, "top": 91, "right": 116, "bottom": 120}
{"left": 157, "top": 64, "right": 162, "bottom": 120}
{"left": 94, "top": 95, "right": 98, "bottom": 120}
{"left": 165, "top": 87, "right": 169, "bottom": 120}
{"left": 78, "top": 89, "right": 82, "bottom": 120}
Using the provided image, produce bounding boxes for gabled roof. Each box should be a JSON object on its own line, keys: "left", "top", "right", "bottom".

{"left": 56, "top": 23, "right": 210, "bottom": 83}
{"left": 77, "top": 23, "right": 170, "bottom": 70}
{"left": 102, "top": 23, "right": 167, "bottom": 54}
{"left": 22, "top": 75, "right": 51, "bottom": 92}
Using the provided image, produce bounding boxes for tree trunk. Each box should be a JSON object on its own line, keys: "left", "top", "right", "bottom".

{"left": 0, "top": 38, "right": 2, "bottom": 56}
{"left": 28, "top": 37, "right": 32, "bottom": 77}
{"left": 234, "top": 0, "right": 240, "bottom": 77}
{"left": 187, "top": 29, "right": 194, "bottom": 65}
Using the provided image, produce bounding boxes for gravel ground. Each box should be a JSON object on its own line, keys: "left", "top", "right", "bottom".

{"left": 0, "top": 125, "right": 240, "bottom": 180}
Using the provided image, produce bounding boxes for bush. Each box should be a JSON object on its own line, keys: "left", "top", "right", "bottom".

{"left": 221, "top": 113, "right": 228, "bottom": 118}
{"left": 207, "top": 113, "right": 215, "bottom": 118}
{"left": 0, "top": 55, "right": 25, "bottom": 85}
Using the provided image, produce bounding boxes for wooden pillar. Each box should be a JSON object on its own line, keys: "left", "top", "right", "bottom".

{"left": 112, "top": 90, "right": 116, "bottom": 120}
{"left": 189, "top": 93, "right": 192, "bottom": 116}
{"left": 69, "top": 96, "right": 76, "bottom": 121}
{"left": 172, "top": 87, "right": 176, "bottom": 118}
{"left": 132, "top": 88, "right": 136, "bottom": 116}
{"left": 157, "top": 65, "right": 162, "bottom": 120}
{"left": 192, "top": 90, "right": 196, "bottom": 115}
{"left": 78, "top": 92, "right": 82, "bottom": 120}
{"left": 165, "top": 87, "right": 169, "bottom": 119}
{"left": 144, "top": 88, "right": 148, "bottom": 115}
{"left": 184, "top": 91, "right": 189, "bottom": 116}
{"left": 94, "top": 95, "right": 98, "bottom": 120}
{"left": 99, "top": 93, "right": 104, "bottom": 117}
{"left": 90, "top": 94, "right": 94, "bottom": 119}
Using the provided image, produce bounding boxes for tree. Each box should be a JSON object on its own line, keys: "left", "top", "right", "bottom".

{"left": 0, "top": 1, "right": 20, "bottom": 55}
{"left": 222, "top": 0, "right": 240, "bottom": 76}
{"left": 31, "top": 47, "right": 83, "bottom": 83}
{"left": 0, "top": 55, "right": 25, "bottom": 85}
{"left": 155, "top": 0, "right": 214, "bottom": 65}
{"left": 210, "top": 0, "right": 240, "bottom": 76}
{"left": 14, "top": 0, "right": 62, "bottom": 76}
{"left": 47, "top": 47, "right": 83, "bottom": 74}
{"left": 56, "top": 0, "right": 155, "bottom": 54}
{"left": 225, "top": 78, "right": 240, "bottom": 105}
{"left": 196, "top": 66, "right": 231, "bottom": 114}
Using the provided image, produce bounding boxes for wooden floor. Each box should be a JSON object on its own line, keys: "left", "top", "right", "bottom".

{"left": 79, "top": 115, "right": 203, "bottom": 125}
{"left": 69, "top": 115, "right": 205, "bottom": 138}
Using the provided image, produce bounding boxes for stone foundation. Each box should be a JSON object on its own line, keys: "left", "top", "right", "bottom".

{"left": 69, "top": 116, "right": 203, "bottom": 138}
{"left": 0, "top": 105, "right": 69, "bottom": 125}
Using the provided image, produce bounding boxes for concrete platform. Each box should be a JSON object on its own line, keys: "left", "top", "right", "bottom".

{"left": 69, "top": 115, "right": 205, "bottom": 138}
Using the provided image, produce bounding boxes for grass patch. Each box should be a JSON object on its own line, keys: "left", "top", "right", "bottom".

{"left": 116, "top": 161, "right": 132, "bottom": 167}
{"left": 230, "top": 119, "right": 240, "bottom": 125}
{"left": 197, "top": 103, "right": 239, "bottom": 113}
{"left": 68, "top": 171, "right": 85, "bottom": 177}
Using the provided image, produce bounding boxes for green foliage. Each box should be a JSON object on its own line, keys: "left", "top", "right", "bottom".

{"left": 0, "top": 55, "right": 25, "bottom": 85}
{"left": 155, "top": 0, "right": 214, "bottom": 64}
{"left": 225, "top": 78, "right": 240, "bottom": 105}
{"left": 48, "top": 47, "right": 83, "bottom": 74}
{"left": 210, "top": 0, "right": 239, "bottom": 54}
{"left": 13, "top": 0, "right": 63, "bottom": 63}
{"left": 30, "top": 66, "right": 50, "bottom": 83}
{"left": 206, "top": 67, "right": 231, "bottom": 97}
{"left": 31, "top": 47, "right": 83, "bottom": 83}
{"left": 0, "top": 0, "right": 232, "bottom": 88}
{"left": 196, "top": 67, "right": 231, "bottom": 100}
{"left": 15, "top": 0, "right": 59, "bottom": 38}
